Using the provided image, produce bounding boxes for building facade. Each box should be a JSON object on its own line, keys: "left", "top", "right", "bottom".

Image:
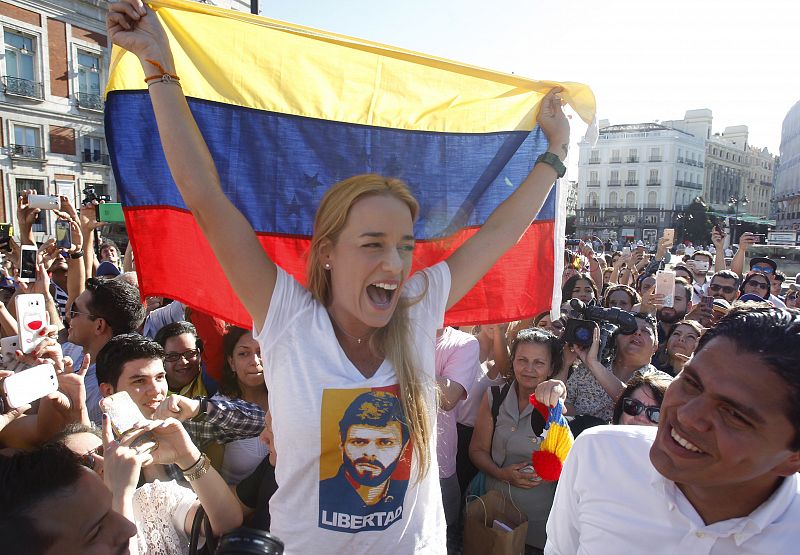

{"left": 575, "top": 122, "right": 705, "bottom": 245}
{"left": 0, "top": 0, "right": 113, "bottom": 240}
{"left": 774, "top": 100, "right": 800, "bottom": 231}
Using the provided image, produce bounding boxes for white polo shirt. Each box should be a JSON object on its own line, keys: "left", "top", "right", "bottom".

{"left": 545, "top": 426, "right": 800, "bottom": 554}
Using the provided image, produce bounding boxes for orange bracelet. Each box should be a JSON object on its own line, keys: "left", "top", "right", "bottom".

{"left": 144, "top": 58, "right": 180, "bottom": 84}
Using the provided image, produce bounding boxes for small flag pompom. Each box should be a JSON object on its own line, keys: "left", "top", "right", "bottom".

{"left": 528, "top": 395, "right": 574, "bottom": 480}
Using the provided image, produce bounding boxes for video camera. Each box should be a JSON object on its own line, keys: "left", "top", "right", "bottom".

{"left": 82, "top": 185, "right": 111, "bottom": 205}
{"left": 562, "top": 299, "right": 639, "bottom": 365}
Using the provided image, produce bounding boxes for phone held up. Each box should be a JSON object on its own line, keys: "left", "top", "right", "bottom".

{"left": 1, "top": 363, "right": 58, "bottom": 411}
{"left": 26, "top": 194, "right": 60, "bottom": 211}
{"left": 15, "top": 294, "right": 47, "bottom": 354}
{"left": 101, "top": 391, "right": 158, "bottom": 452}
{"left": 55, "top": 219, "right": 72, "bottom": 250}
{"left": 18, "top": 245, "right": 37, "bottom": 283}
{"left": 655, "top": 270, "right": 676, "bottom": 308}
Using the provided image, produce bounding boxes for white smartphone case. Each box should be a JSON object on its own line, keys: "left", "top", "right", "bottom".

{"left": 27, "top": 194, "right": 60, "bottom": 210}
{"left": 2, "top": 363, "right": 58, "bottom": 408}
{"left": 0, "top": 335, "right": 19, "bottom": 365}
{"left": 101, "top": 391, "right": 147, "bottom": 436}
{"left": 15, "top": 294, "right": 47, "bottom": 354}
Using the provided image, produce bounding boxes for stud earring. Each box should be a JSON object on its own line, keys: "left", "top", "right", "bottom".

{"left": 324, "top": 263, "right": 331, "bottom": 270}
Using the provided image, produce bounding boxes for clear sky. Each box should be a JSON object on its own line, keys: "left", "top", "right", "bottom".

{"left": 258, "top": 0, "right": 799, "bottom": 165}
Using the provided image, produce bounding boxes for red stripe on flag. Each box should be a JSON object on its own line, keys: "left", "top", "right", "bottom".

{"left": 126, "top": 208, "right": 554, "bottom": 328}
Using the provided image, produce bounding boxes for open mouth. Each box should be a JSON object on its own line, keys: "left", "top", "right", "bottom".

{"left": 670, "top": 427, "right": 705, "bottom": 454}
{"left": 366, "top": 281, "right": 398, "bottom": 309}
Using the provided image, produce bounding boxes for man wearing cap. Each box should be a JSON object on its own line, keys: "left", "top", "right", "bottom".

{"left": 730, "top": 232, "right": 786, "bottom": 308}
{"left": 707, "top": 270, "right": 740, "bottom": 304}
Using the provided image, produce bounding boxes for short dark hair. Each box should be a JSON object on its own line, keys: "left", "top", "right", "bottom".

{"left": 154, "top": 321, "right": 203, "bottom": 352}
{"left": 0, "top": 443, "right": 84, "bottom": 554}
{"left": 84, "top": 277, "right": 146, "bottom": 336}
{"left": 219, "top": 326, "right": 252, "bottom": 398}
{"left": 96, "top": 333, "right": 164, "bottom": 389}
{"left": 338, "top": 390, "right": 410, "bottom": 446}
{"left": 510, "top": 327, "right": 564, "bottom": 379}
{"left": 711, "top": 270, "right": 740, "bottom": 287}
{"left": 674, "top": 276, "right": 692, "bottom": 302}
{"left": 738, "top": 271, "right": 771, "bottom": 296}
{"left": 696, "top": 306, "right": 800, "bottom": 450}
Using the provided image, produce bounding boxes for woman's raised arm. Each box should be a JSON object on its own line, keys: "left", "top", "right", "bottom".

{"left": 107, "top": 0, "right": 276, "bottom": 326}
{"left": 445, "top": 88, "right": 570, "bottom": 310}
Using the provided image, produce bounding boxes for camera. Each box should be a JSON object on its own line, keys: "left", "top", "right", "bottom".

{"left": 562, "top": 299, "right": 638, "bottom": 364}
{"left": 82, "top": 186, "right": 111, "bottom": 205}
{"left": 215, "top": 527, "right": 284, "bottom": 554}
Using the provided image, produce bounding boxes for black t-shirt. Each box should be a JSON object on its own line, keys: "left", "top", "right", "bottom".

{"left": 236, "top": 456, "right": 278, "bottom": 531}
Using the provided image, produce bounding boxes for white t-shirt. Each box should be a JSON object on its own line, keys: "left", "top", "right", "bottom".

{"left": 212, "top": 393, "right": 270, "bottom": 485}
{"left": 255, "top": 263, "right": 450, "bottom": 554}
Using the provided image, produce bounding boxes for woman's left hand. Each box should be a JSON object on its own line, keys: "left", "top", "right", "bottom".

{"left": 537, "top": 87, "right": 570, "bottom": 159}
{"left": 534, "top": 379, "right": 566, "bottom": 408}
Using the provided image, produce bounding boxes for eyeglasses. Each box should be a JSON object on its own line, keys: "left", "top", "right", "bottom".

{"left": 708, "top": 283, "right": 736, "bottom": 295}
{"left": 751, "top": 265, "right": 774, "bottom": 274}
{"left": 622, "top": 397, "right": 660, "bottom": 424}
{"left": 787, "top": 293, "right": 798, "bottom": 302}
{"left": 164, "top": 348, "right": 201, "bottom": 363}
{"left": 68, "top": 306, "right": 96, "bottom": 319}
{"left": 746, "top": 280, "right": 769, "bottom": 290}
{"left": 80, "top": 445, "right": 104, "bottom": 470}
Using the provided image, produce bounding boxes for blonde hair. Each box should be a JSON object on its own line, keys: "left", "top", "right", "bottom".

{"left": 307, "top": 174, "right": 433, "bottom": 481}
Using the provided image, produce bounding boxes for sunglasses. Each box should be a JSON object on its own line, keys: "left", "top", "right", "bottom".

{"left": 750, "top": 265, "right": 774, "bottom": 274}
{"left": 708, "top": 283, "right": 736, "bottom": 295}
{"left": 80, "top": 445, "right": 104, "bottom": 471}
{"left": 746, "top": 280, "right": 769, "bottom": 290}
{"left": 164, "top": 348, "right": 201, "bottom": 363}
{"left": 622, "top": 397, "right": 660, "bottom": 424}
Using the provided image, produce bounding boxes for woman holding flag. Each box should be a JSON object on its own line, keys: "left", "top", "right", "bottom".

{"left": 107, "top": 1, "right": 570, "bottom": 552}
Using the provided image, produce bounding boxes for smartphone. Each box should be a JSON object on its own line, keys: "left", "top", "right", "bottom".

{"left": 27, "top": 194, "right": 60, "bottom": 210}
{"left": 694, "top": 260, "right": 710, "bottom": 274}
{"left": 2, "top": 363, "right": 58, "bottom": 409}
{"left": 100, "top": 391, "right": 157, "bottom": 453}
{"left": 0, "top": 223, "right": 12, "bottom": 238}
{"left": 701, "top": 295, "right": 714, "bottom": 312}
{"left": 15, "top": 294, "right": 47, "bottom": 354}
{"left": 655, "top": 270, "right": 676, "bottom": 308}
{"left": 97, "top": 203, "right": 125, "bottom": 223}
{"left": 18, "top": 245, "right": 37, "bottom": 283}
{"left": 752, "top": 234, "right": 765, "bottom": 244}
{"left": 519, "top": 465, "right": 535, "bottom": 474}
{"left": 55, "top": 220, "right": 72, "bottom": 249}
{"left": 663, "top": 228, "right": 674, "bottom": 245}
{"left": 0, "top": 335, "right": 19, "bottom": 365}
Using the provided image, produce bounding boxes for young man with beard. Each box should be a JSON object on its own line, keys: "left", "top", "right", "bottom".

{"left": 655, "top": 278, "right": 692, "bottom": 351}
{"left": 546, "top": 305, "right": 800, "bottom": 554}
{"left": 319, "top": 390, "right": 411, "bottom": 532}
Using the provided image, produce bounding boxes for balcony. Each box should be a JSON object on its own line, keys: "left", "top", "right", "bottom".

{"left": 677, "top": 157, "right": 684, "bottom": 163}
{"left": 625, "top": 180, "right": 638, "bottom": 186}
{"left": 77, "top": 92, "right": 103, "bottom": 111}
{"left": 2, "top": 76, "right": 44, "bottom": 100}
{"left": 588, "top": 158, "right": 601, "bottom": 165}
{"left": 647, "top": 179, "right": 661, "bottom": 186}
{"left": 609, "top": 157, "right": 622, "bottom": 164}
{"left": 698, "top": 161, "right": 704, "bottom": 167}
{"left": 608, "top": 179, "right": 621, "bottom": 187}
{"left": 9, "top": 143, "right": 44, "bottom": 159}
{"left": 649, "top": 156, "right": 663, "bottom": 163}
{"left": 675, "top": 180, "right": 684, "bottom": 186}
{"left": 83, "top": 151, "right": 110, "bottom": 165}
{"left": 627, "top": 156, "right": 639, "bottom": 163}
{"left": 587, "top": 180, "right": 600, "bottom": 187}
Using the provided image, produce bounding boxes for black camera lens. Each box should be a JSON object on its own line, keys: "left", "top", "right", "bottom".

{"left": 216, "top": 527, "right": 284, "bottom": 554}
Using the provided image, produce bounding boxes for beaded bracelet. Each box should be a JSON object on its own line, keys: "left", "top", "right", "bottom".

{"left": 144, "top": 59, "right": 181, "bottom": 87}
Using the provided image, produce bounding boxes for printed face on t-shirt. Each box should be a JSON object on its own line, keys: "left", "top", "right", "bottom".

{"left": 343, "top": 422, "right": 404, "bottom": 486}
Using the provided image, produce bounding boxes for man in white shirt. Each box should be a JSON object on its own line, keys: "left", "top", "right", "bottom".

{"left": 546, "top": 305, "right": 800, "bottom": 554}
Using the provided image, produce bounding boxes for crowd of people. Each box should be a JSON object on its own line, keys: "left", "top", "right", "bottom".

{"left": 0, "top": 1, "right": 799, "bottom": 554}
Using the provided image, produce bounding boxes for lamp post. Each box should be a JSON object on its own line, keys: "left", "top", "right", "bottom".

{"left": 728, "top": 195, "right": 749, "bottom": 244}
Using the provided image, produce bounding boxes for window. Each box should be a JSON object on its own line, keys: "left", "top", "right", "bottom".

{"left": 10, "top": 123, "right": 43, "bottom": 158}
{"left": 610, "top": 149, "right": 621, "bottom": 163}
{"left": 588, "top": 193, "right": 598, "bottom": 207}
{"left": 648, "top": 191, "right": 658, "bottom": 206}
{"left": 626, "top": 191, "right": 636, "bottom": 207}
{"left": 649, "top": 147, "right": 661, "bottom": 162}
{"left": 609, "top": 170, "right": 620, "bottom": 185}
{"left": 648, "top": 169, "right": 660, "bottom": 185}
{"left": 626, "top": 170, "right": 637, "bottom": 185}
{"left": 77, "top": 51, "right": 103, "bottom": 110}
{"left": 3, "top": 30, "right": 41, "bottom": 98}
{"left": 589, "top": 150, "right": 600, "bottom": 164}
{"left": 16, "top": 178, "right": 46, "bottom": 232}
{"left": 609, "top": 191, "right": 618, "bottom": 206}
{"left": 628, "top": 149, "right": 638, "bottom": 162}
{"left": 83, "top": 136, "right": 108, "bottom": 164}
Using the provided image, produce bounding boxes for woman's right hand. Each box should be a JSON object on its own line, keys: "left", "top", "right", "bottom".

{"left": 573, "top": 325, "right": 600, "bottom": 366}
{"left": 102, "top": 413, "right": 154, "bottom": 499}
{"left": 107, "top": 0, "right": 172, "bottom": 62}
{"left": 501, "top": 462, "right": 542, "bottom": 489}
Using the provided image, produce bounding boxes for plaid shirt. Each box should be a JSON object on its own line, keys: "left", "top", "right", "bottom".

{"left": 183, "top": 396, "right": 266, "bottom": 448}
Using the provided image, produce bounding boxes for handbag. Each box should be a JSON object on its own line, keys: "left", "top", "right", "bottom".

{"left": 189, "top": 505, "right": 218, "bottom": 555}
{"left": 463, "top": 489, "right": 528, "bottom": 555}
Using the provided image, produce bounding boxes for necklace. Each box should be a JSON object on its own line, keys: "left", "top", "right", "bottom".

{"left": 328, "top": 312, "right": 373, "bottom": 345}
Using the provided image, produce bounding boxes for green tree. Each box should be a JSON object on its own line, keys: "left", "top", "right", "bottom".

{"left": 681, "top": 197, "right": 714, "bottom": 245}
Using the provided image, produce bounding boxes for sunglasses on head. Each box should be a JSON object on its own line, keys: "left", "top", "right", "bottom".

{"left": 708, "top": 283, "right": 736, "bottom": 295}
{"left": 751, "top": 265, "right": 774, "bottom": 274}
{"left": 622, "top": 397, "right": 660, "bottom": 424}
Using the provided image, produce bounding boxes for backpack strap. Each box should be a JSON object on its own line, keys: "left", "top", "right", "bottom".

{"left": 489, "top": 381, "right": 513, "bottom": 447}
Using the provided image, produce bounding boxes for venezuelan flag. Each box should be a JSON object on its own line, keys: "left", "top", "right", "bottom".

{"left": 105, "top": 0, "right": 595, "bottom": 327}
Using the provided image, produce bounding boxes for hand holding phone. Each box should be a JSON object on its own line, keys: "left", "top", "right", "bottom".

{"left": 655, "top": 270, "right": 676, "bottom": 308}
{"left": 15, "top": 294, "right": 47, "bottom": 354}
{"left": 701, "top": 295, "right": 714, "bottom": 312}
{"left": 662, "top": 228, "right": 675, "bottom": 246}
{"left": 2, "top": 363, "right": 58, "bottom": 409}
{"left": 26, "top": 194, "right": 60, "bottom": 210}
{"left": 55, "top": 220, "right": 72, "bottom": 249}
{"left": 18, "top": 245, "right": 37, "bottom": 283}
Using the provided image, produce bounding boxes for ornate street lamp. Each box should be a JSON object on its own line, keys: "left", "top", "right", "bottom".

{"left": 728, "top": 195, "right": 749, "bottom": 244}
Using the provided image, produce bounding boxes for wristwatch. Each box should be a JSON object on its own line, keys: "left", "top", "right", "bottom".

{"left": 192, "top": 396, "right": 209, "bottom": 421}
{"left": 536, "top": 151, "right": 567, "bottom": 178}
{"left": 69, "top": 250, "right": 84, "bottom": 259}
